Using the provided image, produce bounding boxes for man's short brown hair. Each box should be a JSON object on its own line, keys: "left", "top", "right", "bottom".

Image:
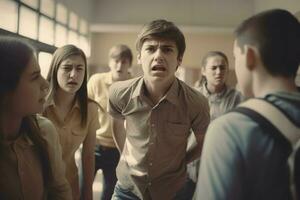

{"left": 109, "top": 44, "right": 133, "bottom": 65}
{"left": 135, "top": 19, "right": 186, "bottom": 59}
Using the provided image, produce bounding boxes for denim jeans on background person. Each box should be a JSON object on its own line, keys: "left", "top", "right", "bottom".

{"left": 94, "top": 145, "right": 120, "bottom": 200}
{"left": 111, "top": 178, "right": 195, "bottom": 200}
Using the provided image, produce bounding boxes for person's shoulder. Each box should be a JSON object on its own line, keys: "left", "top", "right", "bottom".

{"left": 89, "top": 72, "right": 109, "bottom": 82}
{"left": 209, "top": 109, "right": 261, "bottom": 141}
{"left": 225, "top": 86, "right": 245, "bottom": 103}
{"left": 35, "top": 114, "right": 58, "bottom": 141}
{"left": 110, "top": 76, "right": 142, "bottom": 93}
{"left": 178, "top": 79, "right": 208, "bottom": 105}
{"left": 179, "top": 79, "right": 206, "bottom": 98}
{"left": 87, "top": 99, "right": 100, "bottom": 110}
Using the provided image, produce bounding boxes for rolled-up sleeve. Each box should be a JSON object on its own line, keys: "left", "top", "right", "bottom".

{"left": 108, "top": 83, "right": 125, "bottom": 119}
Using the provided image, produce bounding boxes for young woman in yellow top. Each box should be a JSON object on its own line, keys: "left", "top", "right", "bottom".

{"left": 0, "top": 36, "right": 72, "bottom": 199}
{"left": 43, "top": 45, "right": 100, "bottom": 200}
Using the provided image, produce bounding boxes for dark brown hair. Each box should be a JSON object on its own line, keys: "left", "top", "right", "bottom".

{"left": 235, "top": 9, "right": 300, "bottom": 77}
{"left": 136, "top": 19, "right": 186, "bottom": 59}
{"left": 0, "top": 36, "right": 52, "bottom": 185}
{"left": 46, "top": 44, "right": 89, "bottom": 127}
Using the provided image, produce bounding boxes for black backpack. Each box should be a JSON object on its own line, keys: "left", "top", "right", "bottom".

{"left": 233, "top": 98, "right": 300, "bottom": 200}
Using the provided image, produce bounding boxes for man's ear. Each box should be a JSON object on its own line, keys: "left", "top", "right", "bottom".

{"left": 176, "top": 56, "right": 182, "bottom": 69}
{"left": 137, "top": 54, "right": 141, "bottom": 65}
{"left": 246, "top": 46, "right": 257, "bottom": 71}
{"left": 201, "top": 66, "right": 206, "bottom": 77}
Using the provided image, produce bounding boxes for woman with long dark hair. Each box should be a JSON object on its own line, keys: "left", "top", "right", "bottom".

{"left": 0, "top": 36, "right": 72, "bottom": 199}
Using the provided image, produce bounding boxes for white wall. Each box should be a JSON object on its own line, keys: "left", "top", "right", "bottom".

{"left": 92, "top": 0, "right": 254, "bottom": 27}
{"left": 56, "top": 0, "right": 94, "bottom": 22}
{"left": 254, "top": 0, "right": 300, "bottom": 14}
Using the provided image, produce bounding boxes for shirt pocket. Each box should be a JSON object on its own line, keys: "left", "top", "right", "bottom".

{"left": 166, "top": 122, "right": 189, "bottom": 138}
{"left": 162, "top": 122, "right": 189, "bottom": 153}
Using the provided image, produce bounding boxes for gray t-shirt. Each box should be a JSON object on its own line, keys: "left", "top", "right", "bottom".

{"left": 195, "top": 91, "right": 300, "bottom": 200}
{"left": 195, "top": 83, "right": 244, "bottom": 121}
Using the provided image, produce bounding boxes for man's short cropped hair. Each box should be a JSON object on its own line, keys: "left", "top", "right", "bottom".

{"left": 235, "top": 9, "right": 300, "bottom": 78}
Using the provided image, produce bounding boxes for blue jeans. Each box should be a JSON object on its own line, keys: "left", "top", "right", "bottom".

{"left": 111, "top": 183, "right": 140, "bottom": 200}
{"left": 94, "top": 145, "right": 120, "bottom": 200}
{"left": 112, "top": 178, "right": 195, "bottom": 200}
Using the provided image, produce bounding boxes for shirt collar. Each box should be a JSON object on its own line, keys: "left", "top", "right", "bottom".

{"left": 104, "top": 72, "right": 113, "bottom": 85}
{"left": 131, "top": 77, "right": 180, "bottom": 107}
{"left": 132, "top": 77, "right": 145, "bottom": 99}
{"left": 44, "top": 97, "right": 80, "bottom": 111}
{"left": 203, "top": 82, "right": 228, "bottom": 98}
{"left": 164, "top": 78, "right": 180, "bottom": 106}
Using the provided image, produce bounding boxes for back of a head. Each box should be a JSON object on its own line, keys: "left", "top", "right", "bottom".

{"left": 136, "top": 19, "right": 186, "bottom": 58}
{"left": 109, "top": 44, "right": 133, "bottom": 65}
{"left": 235, "top": 9, "right": 300, "bottom": 78}
{"left": 0, "top": 36, "right": 34, "bottom": 97}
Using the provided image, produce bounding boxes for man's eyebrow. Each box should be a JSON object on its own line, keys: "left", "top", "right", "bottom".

{"left": 161, "top": 44, "right": 175, "bottom": 48}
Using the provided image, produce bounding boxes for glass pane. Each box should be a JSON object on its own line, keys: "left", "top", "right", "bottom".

{"left": 39, "top": 52, "right": 53, "bottom": 79}
{"left": 69, "top": 11, "right": 78, "bottom": 30}
{"left": 0, "top": 0, "right": 18, "bottom": 32}
{"left": 40, "top": 0, "right": 55, "bottom": 17}
{"left": 55, "top": 24, "right": 67, "bottom": 47}
{"left": 56, "top": 3, "right": 67, "bottom": 24}
{"left": 79, "top": 35, "right": 90, "bottom": 57}
{"left": 19, "top": 6, "right": 38, "bottom": 39}
{"left": 68, "top": 30, "right": 78, "bottom": 46}
{"left": 79, "top": 19, "right": 88, "bottom": 34}
{"left": 21, "top": 0, "right": 38, "bottom": 9}
{"left": 39, "top": 16, "right": 54, "bottom": 45}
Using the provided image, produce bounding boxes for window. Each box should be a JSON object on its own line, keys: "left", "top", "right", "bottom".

{"left": 55, "top": 24, "right": 67, "bottom": 47}
{"left": 19, "top": 6, "right": 38, "bottom": 39}
{"left": 0, "top": 0, "right": 91, "bottom": 58}
{"left": 56, "top": 3, "right": 67, "bottom": 24}
{"left": 68, "top": 30, "right": 78, "bottom": 46}
{"left": 79, "top": 35, "right": 90, "bottom": 57}
{"left": 69, "top": 11, "right": 78, "bottom": 30}
{"left": 21, "top": 0, "right": 38, "bottom": 9}
{"left": 39, "top": 16, "right": 54, "bottom": 45}
{"left": 0, "top": 0, "right": 18, "bottom": 32}
{"left": 80, "top": 19, "right": 88, "bottom": 34}
{"left": 40, "top": 0, "right": 55, "bottom": 18}
{"left": 39, "top": 52, "right": 53, "bottom": 79}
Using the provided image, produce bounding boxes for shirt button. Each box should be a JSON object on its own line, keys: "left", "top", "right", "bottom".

{"left": 151, "top": 124, "right": 155, "bottom": 127}
{"left": 148, "top": 182, "right": 152, "bottom": 186}
{"left": 149, "top": 162, "right": 153, "bottom": 166}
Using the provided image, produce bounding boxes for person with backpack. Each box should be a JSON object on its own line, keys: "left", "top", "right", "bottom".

{"left": 194, "top": 9, "right": 300, "bottom": 200}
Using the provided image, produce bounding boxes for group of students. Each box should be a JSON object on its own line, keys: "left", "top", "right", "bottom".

{"left": 0, "top": 8, "right": 299, "bottom": 200}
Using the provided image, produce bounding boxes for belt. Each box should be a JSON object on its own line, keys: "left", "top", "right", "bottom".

{"left": 98, "top": 145, "right": 117, "bottom": 151}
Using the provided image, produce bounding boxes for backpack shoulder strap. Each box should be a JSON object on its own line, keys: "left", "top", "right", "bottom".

{"left": 235, "top": 98, "right": 300, "bottom": 200}
{"left": 237, "top": 98, "right": 300, "bottom": 145}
